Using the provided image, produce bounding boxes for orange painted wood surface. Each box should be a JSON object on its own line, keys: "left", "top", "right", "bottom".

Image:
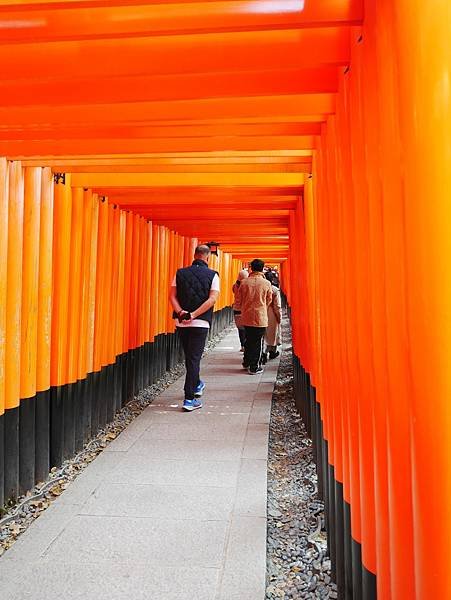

{"left": 2, "top": 2, "right": 450, "bottom": 597}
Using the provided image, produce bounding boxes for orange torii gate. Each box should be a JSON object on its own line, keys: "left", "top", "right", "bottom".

{"left": 0, "top": 1, "right": 450, "bottom": 599}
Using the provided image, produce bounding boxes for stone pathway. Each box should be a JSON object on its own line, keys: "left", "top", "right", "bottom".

{"left": 0, "top": 329, "right": 279, "bottom": 600}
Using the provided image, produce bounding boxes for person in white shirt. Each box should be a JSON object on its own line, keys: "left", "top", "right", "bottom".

{"left": 169, "top": 245, "right": 220, "bottom": 411}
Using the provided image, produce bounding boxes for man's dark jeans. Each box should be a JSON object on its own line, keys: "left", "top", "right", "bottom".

{"left": 243, "top": 326, "right": 266, "bottom": 370}
{"left": 178, "top": 326, "right": 209, "bottom": 399}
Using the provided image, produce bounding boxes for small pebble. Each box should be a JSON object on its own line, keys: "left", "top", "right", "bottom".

{"left": 266, "top": 318, "right": 337, "bottom": 599}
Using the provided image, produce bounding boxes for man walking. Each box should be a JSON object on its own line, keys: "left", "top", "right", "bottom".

{"left": 170, "top": 245, "right": 220, "bottom": 411}
{"left": 235, "top": 258, "right": 272, "bottom": 374}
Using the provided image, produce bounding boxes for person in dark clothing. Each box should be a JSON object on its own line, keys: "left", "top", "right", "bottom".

{"left": 170, "top": 245, "right": 220, "bottom": 411}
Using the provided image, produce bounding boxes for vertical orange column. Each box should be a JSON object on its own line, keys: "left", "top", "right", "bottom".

{"left": 92, "top": 196, "right": 108, "bottom": 429}
{"left": 19, "top": 166, "right": 42, "bottom": 492}
{"left": 165, "top": 229, "right": 174, "bottom": 332}
{"left": 51, "top": 175, "right": 71, "bottom": 388}
{"left": 134, "top": 217, "right": 142, "bottom": 352}
{"left": 183, "top": 236, "right": 190, "bottom": 267}
{"left": 126, "top": 212, "right": 139, "bottom": 395}
{"left": 158, "top": 224, "right": 164, "bottom": 336}
{"left": 358, "top": 3, "right": 404, "bottom": 597}
{"left": 110, "top": 206, "right": 120, "bottom": 361}
{"left": 0, "top": 158, "right": 8, "bottom": 505}
{"left": 104, "top": 203, "right": 116, "bottom": 418}
{"left": 159, "top": 226, "right": 168, "bottom": 335}
{"left": 303, "top": 177, "right": 318, "bottom": 386}
{"left": 151, "top": 223, "right": 161, "bottom": 378}
{"left": 291, "top": 202, "right": 300, "bottom": 358}
{"left": 129, "top": 214, "right": 140, "bottom": 350}
{"left": 143, "top": 221, "right": 152, "bottom": 346}
{"left": 175, "top": 233, "right": 183, "bottom": 327}
{"left": 138, "top": 217, "right": 147, "bottom": 348}
{"left": 322, "top": 120, "right": 336, "bottom": 516}
{"left": 223, "top": 252, "right": 231, "bottom": 310}
{"left": 36, "top": 168, "right": 53, "bottom": 394}
{"left": 165, "top": 230, "right": 172, "bottom": 334}
{"left": 359, "top": 14, "right": 395, "bottom": 595}
{"left": 335, "top": 77, "right": 365, "bottom": 598}
{"left": 6, "top": 161, "right": 24, "bottom": 410}
{"left": 20, "top": 167, "right": 41, "bottom": 400}
{"left": 116, "top": 210, "right": 126, "bottom": 358}
{"left": 93, "top": 198, "right": 108, "bottom": 374}
{"left": 84, "top": 192, "right": 98, "bottom": 438}
{"left": 78, "top": 189, "right": 93, "bottom": 385}
{"left": 222, "top": 251, "right": 229, "bottom": 310}
{"left": 104, "top": 205, "right": 115, "bottom": 366}
{"left": 136, "top": 215, "right": 144, "bottom": 347}
{"left": 77, "top": 188, "right": 93, "bottom": 442}
{"left": 150, "top": 223, "right": 157, "bottom": 342}
{"left": 314, "top": 139, "right": 332, "bottom": 498}
{"left": 219, "top": 251, "right": 225, "bottom": 310}
{"left": 347, "top": 33, "right": 377, "bottom": 591}
{"left": 324, "top": 124, "right": 346, "bottom": 589}
{"left": 329, "top": 117, "right": 350, "bottom": 597}
{"left": 393, "top": 1, "right": 451, "bottom": 597}
{"left": 4, "top": 161, "right": 24, "bottom": 499}
{"left": 285, "top": 260, "right": 292, "bottom": 304}
{"left": 50, "top": 173, "right": 72, "bottom": 466}
{"left": 158, "top": 225, "right": 167, "bottom": 376}
{"left": 190, "top": 237, "right": 198, "bottom": 263}
{"left": 212, "top": 245, "right": 219, "bottom": 311}
{"left": 172, "top": 231, "right": 179, "bottom": 328}
{"left": 123, "top": 211, "right": 133, "bottom": 357}
{"left": 66, "top": 186, "right": 84, "bottom": 451}
{"left": 86, "top": 193, "right": 99, "bottom": 380}
{"left": 215, "top": 249, "right": 221, "bottom": 311}
{"left": 288, "top": 210, "right": 298, "bottom": 355}
{"left": 67, "top": 188, "right": 84, "bottom": 386}
{"left": 143, "top": 220, "right": 153, "bottom": 385}
{"left": 114, "top": 207, "right": 125, "bottom": 409}
{"left": 137, "top": 217, "right": 146, "bottom": 385}
{"left": 164, "top": 226, "right": 171, "bottom": 333}
{"left": 374, "top": 6, "right": 412, "bottom": 596}
{"left": 149, "top": 223, "right": 159, "bottom": 343}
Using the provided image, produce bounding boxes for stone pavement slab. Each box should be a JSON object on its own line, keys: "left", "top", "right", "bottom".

{"left": 125, "top": 436, "right": 245, "bottom": 461}
{"left": 80, "top": 482, "right": 236, "bottom": 520}
{"left": 107, "top": 455, "right": 241, "bottom": 486}
{"left": 0, "top": 328, "right": 280, "bottom": 600}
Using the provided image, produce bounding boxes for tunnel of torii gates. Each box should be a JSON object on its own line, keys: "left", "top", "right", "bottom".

{"left": 0, "top": 0, "right": 450, "bottom": 599}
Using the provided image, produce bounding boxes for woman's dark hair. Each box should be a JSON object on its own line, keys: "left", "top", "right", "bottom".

{"left": 265, "top": 272, "right": 274, "bottom": 283}
{"left": 250, "top": 258, "right": 264, "bottom": 272}
{"left": 265, "top": 271, "right": 280, "bottom": 288}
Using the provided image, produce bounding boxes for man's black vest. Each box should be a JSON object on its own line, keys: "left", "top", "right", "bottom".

{"left": 175, "top": 259, "right": 217, "bottom": 324}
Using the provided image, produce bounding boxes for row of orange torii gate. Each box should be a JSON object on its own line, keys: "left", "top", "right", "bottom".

{"left": 0, "top": 1, "right": 450, "bottom": 600}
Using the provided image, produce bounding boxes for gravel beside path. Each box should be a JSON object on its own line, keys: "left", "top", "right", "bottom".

{"left": 266, "top": 319, "right": 337, "bottom": 599}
